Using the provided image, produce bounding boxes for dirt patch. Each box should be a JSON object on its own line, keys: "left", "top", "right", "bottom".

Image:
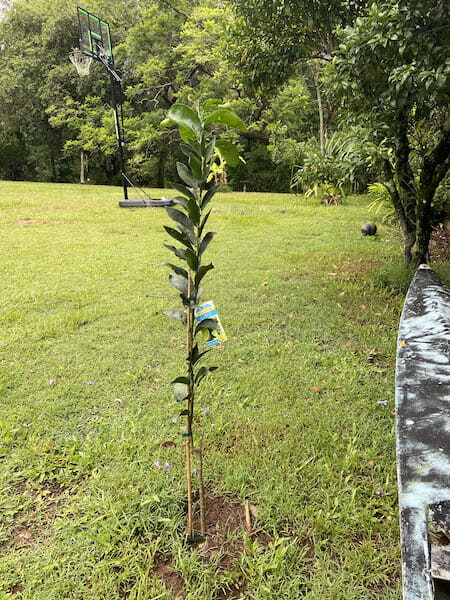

{"left": 152, "top": 494, "right": 271, "bottom": 599}
{"left": 2, "top": 481, "right": 69, "bottom": 555}
{"left": 10, "top": 219, "right": 76, "bottom": 226}
{"left": 429, "top": 226, "right": 450, "bottom": 263}
{"left": 151, "top": 494, "right": 314, "bottom": 599}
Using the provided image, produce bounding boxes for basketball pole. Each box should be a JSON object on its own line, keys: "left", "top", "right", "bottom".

{"left": 96, "top": 46, "right": 128, "bottom": 201}
{"left": 109, "top": 70, "right": 128, "bottom": 200}
{"left": 76, "top": 8, "right": 174, "bottom": 207}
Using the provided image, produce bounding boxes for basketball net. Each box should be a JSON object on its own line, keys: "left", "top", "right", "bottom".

{"left": 69, "top": 49, "right": 92, "bottom": 76}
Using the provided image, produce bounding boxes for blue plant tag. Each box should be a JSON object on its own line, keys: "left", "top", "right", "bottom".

{"left": 194, "top": 300, "right": 227, "bottom": 347}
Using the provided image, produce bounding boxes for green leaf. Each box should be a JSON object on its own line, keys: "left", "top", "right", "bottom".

{"left": 195, "top": 366, "right": 218, "bottom": 384}
{"left": 199, "top": 231, "right": 216, "bottom": 258}
{"left": 192, "top": 348, "right": 210, "bottom": 368}
{"left": 160, "top": 117, "right": 175, "bottom": 128}
{"left": 161, "top": 262, "right": 188, "bottom": 278}
{"left": 204, "top": 109, "right": 247, "bottom": 131}
{"left": 172, "top": 196, "right": 189, "bottom": 209}
{"left": 203, "top": 99, "right": 222, "bottom": 112}
{"left": 163, "top": 225, "right": 193, "bottom": 249}
{"left": 169, "top": 272, "right": 189, "bottom": 296}
{"left": 188, "top": 139, "right": 202, "bottom": 159}
{"left": 205, "top": 137, "right": 216, "bottom": 167}
{"left": 179, "top": 125, "right": 196, "bottom": 143}
{"left": 180, "top": 144, "right": 192, "bottom": 158}
{"left": 195, "top": 318, "right": 220, "bottom": 336}
{"left": 171, "top": 376, "right": 191, "bottom": 385}
{"left": 166, "top": 207, "right": 195, "bottom": 233}
{"left": 215, "top": 140, "right": 240, "bottom": 167}
{"left": 189, "top": 153, "right": 202, "bottom": 180}
{"left": 177, "top": 162, "right": 199, "bottom": 189}
{"left": 168, "top": 104, "right": 202, "bottom": 139}
{"left": 170, "top": 182, "right": 198, "bottom": 202}
{"left": 164, "top": 244, "right": 186, "bottom": 261}
{"left": 174, "top": 382, "right": 189, "bottom": 402}
{"left": 195, "top": 263, "right": 214, "bottom": 287}
{"left": 187, "top": 198, "right": 200, "bottom": 226}
{"left": 185, "top": 248, "right": 199, "bottom": 271}
{"left": 198, "top": 209, "right": 212, "bottom": 238}
{"left": 163, "top": 309, "right": 187, "bottom": 325}
{"left": 201, "top": 184, "right": 221, "bottom": 210}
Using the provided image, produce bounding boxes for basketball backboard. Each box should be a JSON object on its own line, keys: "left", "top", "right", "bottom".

{"left": 77, "top": 7, "right": 112, "bottom": 61}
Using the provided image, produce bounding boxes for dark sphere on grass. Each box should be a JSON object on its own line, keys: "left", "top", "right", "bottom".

{"left": 361, "top": 222, "right": 377, "bottom": 236}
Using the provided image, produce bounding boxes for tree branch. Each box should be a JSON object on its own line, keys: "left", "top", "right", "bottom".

{"left": 421, "top": 112, "right": 450, "bottom": 193}
{"left": 237, "top": 130, "right": 269, "bottom": 144}
{"left": 159, "top": 0, "right": 189, "bottom": 19}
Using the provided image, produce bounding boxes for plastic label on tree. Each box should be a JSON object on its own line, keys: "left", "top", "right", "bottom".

{"left": 194, "top": 301, "right": 227, "bottom": 347}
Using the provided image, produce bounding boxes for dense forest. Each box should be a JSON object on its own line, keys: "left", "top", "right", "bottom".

{"left": 0, "top": 0, "right": 448, "bottom": 261}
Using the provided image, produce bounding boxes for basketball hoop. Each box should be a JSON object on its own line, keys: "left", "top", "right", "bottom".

{"left": 69, "top": 49, "right": 92, "bottom": 76}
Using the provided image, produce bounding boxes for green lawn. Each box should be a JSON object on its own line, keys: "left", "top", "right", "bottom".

{"left": 0, "top": 180, "right": 435, "bottom": 599}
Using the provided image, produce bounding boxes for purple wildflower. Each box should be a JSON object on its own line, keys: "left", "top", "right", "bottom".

{"left": 377, "top": 400, "right": 387, "bottom": 406}
{"left": 164, "top": 462, "right": 170, "bottom": 471}
{"left": 49, "top": 378, "right": 56, "bottom": 386}
{"left": 154, "top": 461, "right": 161, "bottom": 468}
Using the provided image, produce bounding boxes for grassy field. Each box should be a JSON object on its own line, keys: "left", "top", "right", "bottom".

{"left": 0, "top": 181, "right": 446, "bottom": 599}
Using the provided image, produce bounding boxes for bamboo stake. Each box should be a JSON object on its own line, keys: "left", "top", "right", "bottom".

{"left": 194, "top": 443, "right": 206, "bottom": 537}
{"left": 245, "top": 500, "right": 251, "bottom": 531}
{"left": 186, "top": 271, "right": 193, "bottom": 540}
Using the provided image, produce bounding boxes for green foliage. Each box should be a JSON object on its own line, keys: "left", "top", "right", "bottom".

{"left": 228, "top": 0, "right": 366, "bottom": 91}
{"left": 367, "top": 183, "right": 396, "bottom": 223}
{"left": 162, "top": 100, "right": 246, "bottom": 535}
{"left": 290, "top": 129, "right": 376, "bottom": 194}
{"left": 331, "top": 0, "right": 450, "bottom": 263}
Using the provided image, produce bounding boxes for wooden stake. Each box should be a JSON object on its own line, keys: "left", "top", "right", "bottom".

{"left": 194, "top": 443, "right": 206, "bottom": 537}
{"left": 245, "top": 500, "right": 251, "bottom": 531}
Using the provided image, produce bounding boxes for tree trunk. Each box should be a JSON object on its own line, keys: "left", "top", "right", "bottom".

{"left": 50, "top": 151, "right": 57, "bottom": 183}
{"left": 157, "top": 149, "right": 167, "bottom": 188}
{"left": 414, "top": 113, "right": 450, "bottom": 265}
{"left": 383, "top": 158, "right": 416, "bottom": 263}
{"left": 80, "top": 151, "right": 86, "bottom": 184}
{"left": 312, "top": 61, "right": 325, "bottom": 156}
{"left": 414, "top": 197, "right": 432, "bottom": 265}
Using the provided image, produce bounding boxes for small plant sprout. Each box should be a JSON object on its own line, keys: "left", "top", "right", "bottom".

{"left": 161, "top": 100, "right": 246, "bottom": 540}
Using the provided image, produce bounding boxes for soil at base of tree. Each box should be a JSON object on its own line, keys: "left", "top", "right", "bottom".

{"left": 150, "top": 493, "right": 313, "bottom": 599}
{"left": 429, "top": 225, "right": 450, "bottom": 264}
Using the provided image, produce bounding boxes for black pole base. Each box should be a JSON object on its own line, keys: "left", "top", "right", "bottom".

{"left": 119, "top": 197, "right": 175, "bottom": 208}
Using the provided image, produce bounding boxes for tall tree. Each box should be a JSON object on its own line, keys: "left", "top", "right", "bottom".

{"left": 228, "top": 0, "right": 365, "bottom": 89}
{"left": 227, "top": 0, "right": 366, "bottom": 146}
{"left": 0, "top": 0, "right": 78, "bottom": 180}
{"left": 0, "top": 0, "right": 149, "bottom": 182}
{"left": 332, "top": 0, "right": 449, "bottom": 265}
